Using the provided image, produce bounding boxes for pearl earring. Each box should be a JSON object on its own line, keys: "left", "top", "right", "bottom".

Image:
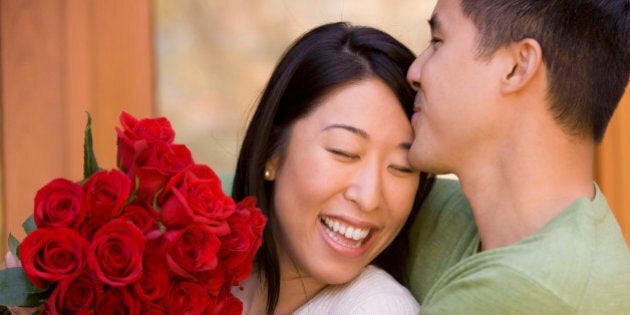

{"left": 264, "top": 169, "right": 271, "bottom": 180}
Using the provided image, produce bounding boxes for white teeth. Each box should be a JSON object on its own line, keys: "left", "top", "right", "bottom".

{"left": 324, "top": 228, "right": 362, "bottom": 248}
{"left": 345, "top": 227, "right": 354, "bottom": 239}
{"left": 352, "top": 229, "right": 363, "bottom": 240}
{"left": 321, "top": 216, "right": 370, "bottom": 242}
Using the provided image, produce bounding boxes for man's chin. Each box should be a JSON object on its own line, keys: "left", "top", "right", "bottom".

{"left": 408, "top": 151, "right": 452, "bottom": 175}
{"left": 408, "top": 155, "right": 436, "bottom": 173}
{"left": 408, "top": 144, "right": 429, "bottom": 167}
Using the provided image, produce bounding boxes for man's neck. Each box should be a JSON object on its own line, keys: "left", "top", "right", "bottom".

{"left": 456, "top": 132, "right": 595, "bottom": 251}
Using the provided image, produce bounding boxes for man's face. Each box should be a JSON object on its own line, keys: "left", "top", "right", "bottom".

{"left": 406, "top": 0, "right": 508, "bottom": 175}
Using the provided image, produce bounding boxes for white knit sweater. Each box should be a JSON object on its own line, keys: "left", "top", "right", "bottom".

{"left": 293, "top": 265, "right": 420, "bottom": 314}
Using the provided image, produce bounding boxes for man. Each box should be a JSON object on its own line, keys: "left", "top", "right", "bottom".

{"left": 404, "top": 0, "right": 630, "bottom": 313}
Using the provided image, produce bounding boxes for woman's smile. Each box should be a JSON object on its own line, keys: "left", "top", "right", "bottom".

{"left": 319, "top": 215, "right": 375, "bottom": 251}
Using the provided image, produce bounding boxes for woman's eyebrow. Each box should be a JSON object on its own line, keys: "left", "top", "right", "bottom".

{"left": 322, "top": 124, "right": 368, "bottom": 139}
{"left": 322, "top": 123, "right": 412, "bottom": 150}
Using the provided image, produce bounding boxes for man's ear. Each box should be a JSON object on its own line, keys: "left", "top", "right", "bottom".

{"left": 501, "top": 38, "right": 542, "bottom": 94}
{"left": 264, "top": 155, "right": 280, "bottom": 181}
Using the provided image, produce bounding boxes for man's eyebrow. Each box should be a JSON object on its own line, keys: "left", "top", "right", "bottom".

{"left": 428, "top": 13, "right": 440, "bottom": 32}
{"left": 322, "top": 124, "right": 368, "bottom": 139}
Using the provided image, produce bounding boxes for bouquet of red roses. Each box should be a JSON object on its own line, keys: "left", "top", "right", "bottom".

{"left": 0, "top": 112, "right": 266, "bottom": 314}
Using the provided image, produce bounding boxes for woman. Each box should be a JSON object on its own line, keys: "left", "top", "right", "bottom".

{"left": 232, "top": 22, "right": 434, "bottom": 314}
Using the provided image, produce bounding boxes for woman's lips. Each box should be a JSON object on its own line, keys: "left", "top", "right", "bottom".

{"left": 318, "top": 215, "right": 376, "bottom": 255}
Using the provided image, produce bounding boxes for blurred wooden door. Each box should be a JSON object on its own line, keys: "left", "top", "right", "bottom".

{"left": 0, "top": 0, "right": 628, "bottom": 263}
{"left": 597, "top": 88, "right": 630, "bottom": 248}
{"left": 0, "top": 0, "right": 154, "bottom": 257}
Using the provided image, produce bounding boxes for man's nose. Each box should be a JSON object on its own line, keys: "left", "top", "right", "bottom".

{"left": 407, "top": 50, "right": 430, "bottom": 91}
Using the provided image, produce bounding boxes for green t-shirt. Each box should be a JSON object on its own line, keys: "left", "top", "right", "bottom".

{"left": 406, "top": 179, "right": 630, "bottom": 314}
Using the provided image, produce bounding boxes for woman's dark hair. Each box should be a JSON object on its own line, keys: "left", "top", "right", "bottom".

{"left": 232, "top": 22, "right": 434, "bottom": 314}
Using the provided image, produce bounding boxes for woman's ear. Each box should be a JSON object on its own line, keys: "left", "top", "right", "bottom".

{"left": 501, "top": 38, "right": 542, "bottom": 94}
{"left": 264, "top": 155, "right": 280, "bottom": 181}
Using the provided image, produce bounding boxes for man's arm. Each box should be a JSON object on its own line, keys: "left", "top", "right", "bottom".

{"left": 420, "top": 264, "right": 573, "bottom": 314}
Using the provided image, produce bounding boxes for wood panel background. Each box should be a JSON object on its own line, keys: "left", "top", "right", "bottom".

{"left": 0, "top": 0, "right": 628, "bottom": 264}
{"left": 596, "top": 89, "right": 630, "bottom": 248}
{"left": 0, "top": 0, "right": 154, "bottom": 258}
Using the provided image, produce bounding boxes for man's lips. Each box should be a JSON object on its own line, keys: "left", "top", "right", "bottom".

{"left": 411, "top": 107, "right": 422, "bottom": 129}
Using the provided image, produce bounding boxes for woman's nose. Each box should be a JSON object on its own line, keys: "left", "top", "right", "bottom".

{"left": 343, "top": 163, "right": 382, "bottom": 212}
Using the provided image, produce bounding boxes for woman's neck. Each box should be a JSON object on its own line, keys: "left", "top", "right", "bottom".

{"left": 238, "top": 267, "right": 328, "bottom": 315}
{"left": 275, "top": 274, "right": 327, "bottom": 314}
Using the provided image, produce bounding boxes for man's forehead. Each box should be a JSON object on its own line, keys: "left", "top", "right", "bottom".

{"left": 430, "top": 0, "right": 452, "bottom": 29}
{"left": 429, "top": 0, "right": 472, "bottom": 32}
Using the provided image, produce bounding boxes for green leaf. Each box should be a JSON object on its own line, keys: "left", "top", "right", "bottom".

{"left": 22, "top": 216, "right": 36, "bottom": 235}
{"left": 83, "top": 112, "right": 101, "bottom": 180}
{"left": 8, "top": 234, "right": 20, "bottom": 258}
{"left": 0, "top": 268, "right": 49, "bottom": 306}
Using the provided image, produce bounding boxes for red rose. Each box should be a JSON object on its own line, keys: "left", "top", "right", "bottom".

{"left": 220, "top": 197, "right": 266, "bottom": 283}
{"left": 80, "top": 169, "right": 131, "bottom": 221}
{"left": 117, "top": 204, "right": 159, "bottom": 235}
{"left": 19, "top": 228, "right": 89, "bottom": 288}
{"left": 95, "top": 286, "right": 140, "bottom": 315}
{"left": 140, "top": 303, "right": 167, "bottom": 315}
{"left": 45, "top": 270, "right": 99, "bottom": 315}
{"left": 88, "top": 218, "right": 145, "bottom": 286}
{"left": 116, "top": 111, "right": 175, "bottom": 172}
{"left": 133, "top": 259, "right": 170, "bottom": 302}
{"left": 143, "top": 232, "right": 168, "bottom": 259}
{"left": 214, "top": 289, "right": 244, "bottom": 315}
{"left": 125, "top": 141, "right": 193, "bottom": 202}
{"left": 192, "top": 264, "right": 225, "bottom": 296}
{"left": 159, "top": 164, "right": 235, "bottom": 231}
{"left": 164, "top": 223, "right": 221, "bottom": 279}
{"left": 166, "top": 281, "right": 213, "bottom": 315}
{"left": 237, "top": 196, "right": 267, "bottom": 237}
{"left": 34, "top": 178, "right": 83, "bottom": 229}
{"left": 75, "top": 217, "right": 108, "bottom": 241}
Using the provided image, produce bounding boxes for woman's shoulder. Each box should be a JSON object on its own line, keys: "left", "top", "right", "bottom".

{"left": 294, "top": 265, "right": 419, "bottom": 314}
{"left": 338, "top": 265, "right": 416, "bottom": 297}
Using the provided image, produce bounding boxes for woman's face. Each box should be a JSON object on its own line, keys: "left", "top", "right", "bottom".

{"left": 268, "top": 78, "right": 419, "bottom": 286}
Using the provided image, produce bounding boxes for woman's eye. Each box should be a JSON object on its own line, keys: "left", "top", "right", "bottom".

{"left": 389, "top": 165, "right": 415, "bottom": 174}
{"left": 328, "top": 148, "right": 359, "bottom": 160}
